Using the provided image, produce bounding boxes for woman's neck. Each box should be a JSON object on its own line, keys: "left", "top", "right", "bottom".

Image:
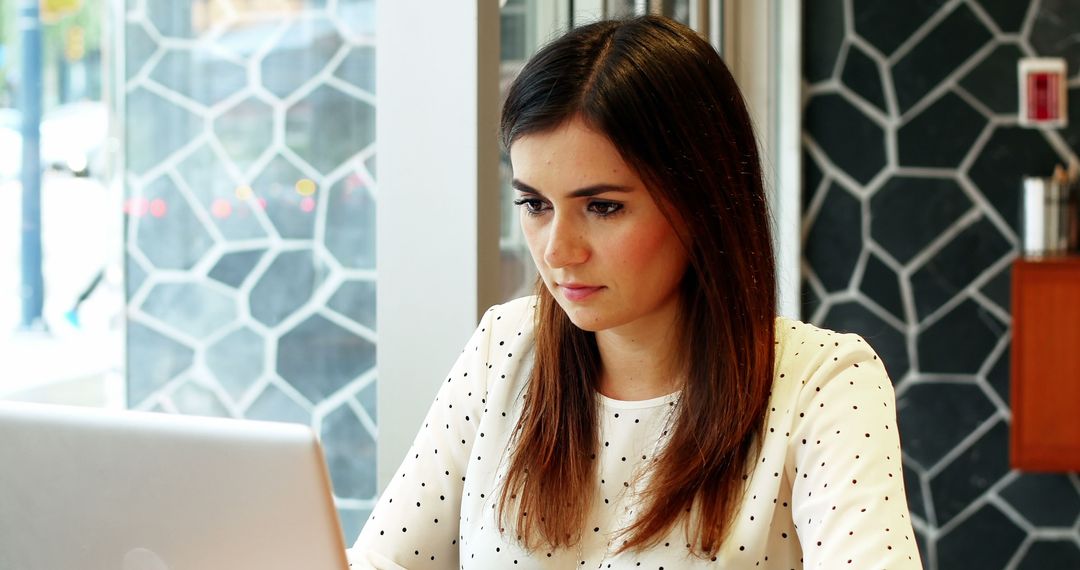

{"left": 594, "top": 310, "right": 684, "bottom": 401}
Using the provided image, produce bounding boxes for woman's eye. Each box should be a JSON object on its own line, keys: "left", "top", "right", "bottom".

{"left": 589, "top": 201, "right": 623, "bottom": 217}
{"left": 512, "top": 198, "right": 549, "bottom": 215}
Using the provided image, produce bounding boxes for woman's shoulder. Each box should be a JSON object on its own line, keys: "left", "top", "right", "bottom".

{"left": 470, "top": 295, "right": 538, "bottom": 351}
{"left": 479, "top": 296, "right": 537, "bottom": 335}
{"left": 773, "top": 316, "right": 884, "bottom": 377}
{"left": 487, "top": 295, "right": 538, "bottom": 319}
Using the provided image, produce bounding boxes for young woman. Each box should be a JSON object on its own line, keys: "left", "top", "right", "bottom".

{"left": 349, "top": 16, "right": 921, "bottom": 569}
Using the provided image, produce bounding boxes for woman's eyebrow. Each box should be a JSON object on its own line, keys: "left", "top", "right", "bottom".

{"left": 511, "top": 179, "right": 634, "bottom": 198}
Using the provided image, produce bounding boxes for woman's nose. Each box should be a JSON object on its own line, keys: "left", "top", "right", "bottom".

{"left": 543, "top": 215, "right": 589, "bottom": 269}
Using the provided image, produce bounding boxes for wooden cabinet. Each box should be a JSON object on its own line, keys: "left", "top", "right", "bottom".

{"left": 1010, "top": 257, "right": 1080, "bottom": 471}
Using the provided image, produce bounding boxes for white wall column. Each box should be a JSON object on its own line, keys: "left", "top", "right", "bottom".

{"left": 723, "top": 0, "right": 802, "bottom": 319}
{"left": 375, "top": 1, "right": 502, "bottom": 490}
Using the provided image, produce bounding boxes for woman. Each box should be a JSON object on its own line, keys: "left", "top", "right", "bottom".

{"left": 349, "top": 16, "right": 920, "bottom": 569}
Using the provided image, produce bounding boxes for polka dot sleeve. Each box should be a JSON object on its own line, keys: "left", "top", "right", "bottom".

{"left": 347, "top": 307, "right": 499, "bottom": 569}
{"left": 785, "top": 332, "right": 921, "bottom": 569}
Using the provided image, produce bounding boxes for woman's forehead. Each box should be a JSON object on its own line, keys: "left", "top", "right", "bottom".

{"left": 509, "top": 119, "right": 640, "bottom": 189}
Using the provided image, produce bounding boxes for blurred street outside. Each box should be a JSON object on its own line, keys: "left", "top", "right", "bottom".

{"left": 0, "top": 170, "right": 124, "bottom": 408}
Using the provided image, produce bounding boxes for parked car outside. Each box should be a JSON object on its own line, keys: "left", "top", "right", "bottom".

{"left": 0, "top": 101, "right": 108, "bottom": 180}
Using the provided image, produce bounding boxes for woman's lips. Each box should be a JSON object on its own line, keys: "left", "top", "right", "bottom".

{"left": 560, "top": 284, "right": 604, "bottom": 301}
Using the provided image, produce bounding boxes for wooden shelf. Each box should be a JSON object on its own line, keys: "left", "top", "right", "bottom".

{"left": 1010, "top": 257, "right": 1080, "bottom": 472}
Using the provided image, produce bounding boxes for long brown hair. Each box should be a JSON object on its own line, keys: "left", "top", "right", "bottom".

{"left": 497, "top": 16, "right": 776, "bottom": 557}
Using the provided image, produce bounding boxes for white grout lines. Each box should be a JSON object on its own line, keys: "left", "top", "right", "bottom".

{"left": 803, "top": 1, "right": 1080, "bottom": 566}
{"left": 123, "top": 3, "right": 380, "bottom": 518}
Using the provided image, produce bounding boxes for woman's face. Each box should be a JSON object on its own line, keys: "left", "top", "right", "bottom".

{"left": 509, "top": 117, "right": 690, "bottom": 334}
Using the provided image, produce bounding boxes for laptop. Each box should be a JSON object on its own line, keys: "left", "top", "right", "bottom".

{"left": 0, "top": 401, "right": 350, "bottom": 570}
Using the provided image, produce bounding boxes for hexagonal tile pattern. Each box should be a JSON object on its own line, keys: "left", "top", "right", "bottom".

{"left": 858, "top": 253, "right": 903, "bottom": 320}
{"left": 999, "top": 474, "right": 1080, "bottom": 527}
{"left": 929, "top": 419, "right": 1011, "bottom": 526}
{"left": 214, "top": 96, "right": 274, "bottom": 172}
{"left": 127, "top": 321, "right": 195, "bottom": 407}
{"left": 277, "top": 314, "right": 375, "bottom": 402}
{"left": 321, "top": 404, "right": 377, "bottom": 500}
{"left": 918, "top": 298, "right": 1006, "bottom": 374}
{"left": 324, "top": 175, "right": 376, "bottom": 269}
{"left": 897, "top": 92, "right": 987, "bottom": 167}
{"left": 969, "top": 126, "right": 1063, "bottom": 232}
{"left": 135, "top": 175, "right": 216, "bottom": 270}
{"left": 890, "top": 4, "right": 992, "bottom": 112}
{"left": 336, "top": 0, "right": 376, "bottom": 40}
{"left": 334, "top": 46, "right": 376, "bottom": 94}
{"left": 976, "top": 0, "right": 1032, "bottom": 33}
{"left": 821, "top": 301, "right": 909, "bottom": 381}
{"left": 936, "top": 503, "right": 1026, "bottom": 568}
{"left": 959, "top": 43, "right": 1024, "bottom": 115}
{"left": 245, "top": 382, "right": 311, "bottom": 425}
{"left": 852, "top": 0, "right": 947, "bottom": 56}
{"left": 805, "top": 1, "right": 1080, "bottom": 564}
{"left": 126, "top": 21, "right": 158, "bottom": 80}
{"left": 176, "top": 145, "right": 267, "bottom": 240}
{"left": 126, "top": 1, "right": 379, "bottom": 542}
{"left": 1017, "top": 541, "right": 1080, "bottom": 570}
{"left": 1031, "top": 0, "right": 1080, "bottom": 76}
{"left": 251, "top": 154, "right": 318, "bottom": 239}
{"left": 805, "top": 93, "right": 886, "bottom": 184}
{"left": 909, "top": 218, "right": 1011, "bottom": 320}
{"left": 125, "top": 87, "right": 203, "bottom": 175}
{"left": 146, "top": 0, "right": 225, "bottom": 39}
{"left": 150, "top": 48, "right": 247, "bottom": 106}
{"left": 841, "top": 43, "right": 886, "bottom": 112}
{"left": 249, "top": 249, "right": 326, "bottom": 327}
{"left": 172, "top": 378, "right": 231, "bottom": 417}
{"left": 286, "top": 84, "right": 375, "bottom": 175}
{"left": 327, "top": 279, "right": 376, "bottom": 330}
{"left": 261, "top": 17, "right": 343, "bottom": 99}
{"left": 803, "top": 0, "right": 844, "bottom": 83}
{"left": 141, "top": 281, "right": 238, "bottom": 339}
{"left": 869, "top": 176, "right": 971, "bottom": 264}
{"left": 206, "top": 326, "right": 265, "bottom": 401}
{"left": 896, "top": 383, "right": 996, "bottom": 469}
{"left": 805, "top": 183, "right": 862, "bottom": 292}
{"left": 208, "top": 248, "right": 267, "bottom": 289}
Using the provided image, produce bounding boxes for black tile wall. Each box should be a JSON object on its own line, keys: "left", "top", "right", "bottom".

{"left": 936, "top": 503, "right": 1027, "bottom": 569}
{"left": 1016, "top": 540, "right": 1080, "bottom": 570}
{"left": 869, "top": 176, "right": 971, "bottom": 264}
{"left": 898, "top": 92, "right": 987, "bottom": 168}
{"left": 890, "top": 4, "right": 992, "bottom": 113}
{"left": 959, "top": 44, "right": 1024, "bottom": 115}
{"left": 803, "top": 2, "right": 1080, "bottom": 567}
{"left": 975, "top": 0, "right": 1031, "bottom": 34}
{"left": 1000, "top": 473, "right": 1080, "bottom": 527}
{"left": 897, "top": 383, "right": 996, "bottom": 469}
{"left": 928, "top": 419, "right": 1011, "bottom": 526}
{"left": 1031, "top": 0, "right": 1080, "bottom": 76}
{"left": 821, "top": 301, "right": 909, "bottom": 381}
{"left": 968, "top": 127, "right": 1062, "bottom": 231}
{"left": 917, "top": 298, "right": 1005, "bottom": 375}
{"left": 909, "top": 217, "right": 1011, "bottom": 320}
{"left": 208, "top": 249, "right": 267, "bottom": 289}
{"left": 805, "top": 94, "right": 887, "bottom": 184}
{"left": 841, "top": 43, "right": 886, "bottom": 112}
{"left": 859, "top": 253, "right": 904, "bottom": 320}
{"left": 805, "top": 183, "right": 862, "bottom": 292}
{"left": 852, "top": 0, "right": 947, "bottom": 57}
{"left": 803, "top": 0, "right": 845, "bottom": 83}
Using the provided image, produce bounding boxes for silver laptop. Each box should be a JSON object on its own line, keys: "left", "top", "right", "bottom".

{"left": 0, "top": 401, "right": 350, "bottom": 570}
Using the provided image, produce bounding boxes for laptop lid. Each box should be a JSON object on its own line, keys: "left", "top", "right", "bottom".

{"left": 0, "top": 401, "right": 350, "bottom": 570}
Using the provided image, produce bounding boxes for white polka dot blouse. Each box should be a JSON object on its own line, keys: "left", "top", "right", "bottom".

{"left": 348, "top": 296, "right": 922, "bottom": 569}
